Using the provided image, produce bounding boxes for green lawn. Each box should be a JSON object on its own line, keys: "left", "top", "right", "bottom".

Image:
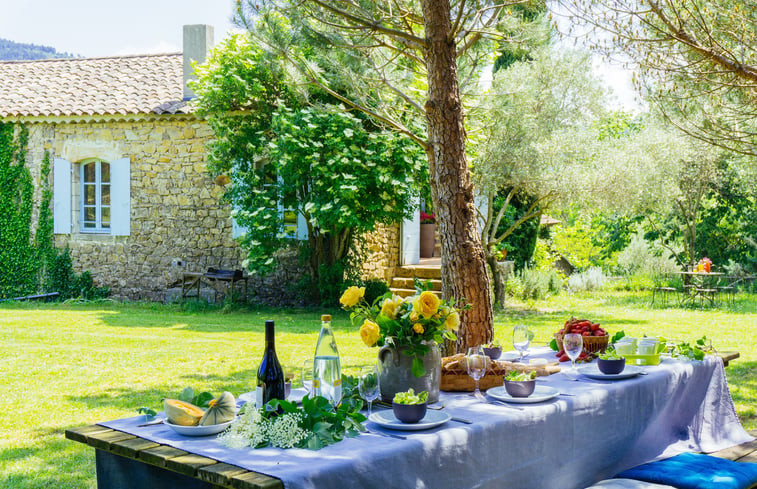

{"left": 1, "top": 291, "right": 755, "bottom": 488}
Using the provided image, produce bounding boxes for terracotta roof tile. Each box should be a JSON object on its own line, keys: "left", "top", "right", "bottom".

{"left": 0, "top": 53, "right": 192, "bottom": 118}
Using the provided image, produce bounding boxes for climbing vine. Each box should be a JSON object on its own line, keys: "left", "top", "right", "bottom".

{"left": 0, "top": 123, "right": 107, "bottom": 300}
{"left": 0, "top": 123, "right": 37, "bottom": 297}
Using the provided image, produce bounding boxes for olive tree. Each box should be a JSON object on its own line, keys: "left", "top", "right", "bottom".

{"left": 469, "top": 46, "right": 607, "bottom": 306}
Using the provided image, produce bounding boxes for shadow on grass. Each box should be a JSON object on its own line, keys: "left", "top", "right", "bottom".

{"left": 496, "top": 304, "right": 651, "bottom": 328}
{"left": 0, "top": 300, "right": 361, "bottom": 334}
{"left": 603, "top": 291, "right": 757, "bottom": 315}
{"left": 66, "top": 369, "right": 258, "bottom": 412}
{"left": 1, "top": 436, "right": 95, "bottom": 489}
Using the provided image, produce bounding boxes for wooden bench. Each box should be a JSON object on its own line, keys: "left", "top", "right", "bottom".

{"left": 718, "top": 351, "right": 740, "bottom": 367}
{"left": 66, "top": 424, "right": 283, "bottom": 489}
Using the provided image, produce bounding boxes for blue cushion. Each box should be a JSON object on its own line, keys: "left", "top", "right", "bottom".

{"left": 616, "top": 453, "right": 757, "bottom": 489}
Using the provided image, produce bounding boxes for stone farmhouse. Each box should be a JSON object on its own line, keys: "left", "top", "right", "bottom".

{"left": 0, "top": 25, "right": 427, "bottom": 302}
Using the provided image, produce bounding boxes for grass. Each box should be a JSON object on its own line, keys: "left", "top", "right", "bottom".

{"left": 0, "top": 291, "right": 755, "bottom": 488}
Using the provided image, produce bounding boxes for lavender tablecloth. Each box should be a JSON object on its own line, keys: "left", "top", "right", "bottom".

{"left": 101, "top": 351, "right": 752, "bottom": 489}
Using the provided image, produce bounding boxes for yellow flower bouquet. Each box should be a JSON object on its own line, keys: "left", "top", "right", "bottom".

{"left": 340, "top": 283, "right": 462, "bottom": 377}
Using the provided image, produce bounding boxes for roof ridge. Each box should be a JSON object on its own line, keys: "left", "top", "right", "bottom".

{"left": 0, "top": 52, "right": 182, "bottom": 65}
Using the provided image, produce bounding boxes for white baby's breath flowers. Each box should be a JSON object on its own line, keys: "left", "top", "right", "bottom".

{"left": 267, "top": 412, "right": 309, "bottom": 449}
{"left": 218, "top": 405, "right": 267, "bottom": 449}
{"left": 217, "top": 407, "right": 311, "bottom": 450}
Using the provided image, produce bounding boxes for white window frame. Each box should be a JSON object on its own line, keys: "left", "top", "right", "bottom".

{"left": 80, "top": 159, "right": 111, "bottom": 234}
{"left": 53, "top": 157, "right": 130, "bottom": 237}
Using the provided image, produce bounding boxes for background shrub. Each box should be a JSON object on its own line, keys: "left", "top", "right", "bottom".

{"left": 567, "top": 267, "right": 606, "bottom": 292}
{"left": 363, "top": 278, "right": 390, "bottom": 305}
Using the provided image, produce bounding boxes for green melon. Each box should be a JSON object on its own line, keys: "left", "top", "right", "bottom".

{"left": 199, "top": 392, "right": 236, "bottom": 426}
{"left": 164, "top": 399, "right": 204, "bottom": 426}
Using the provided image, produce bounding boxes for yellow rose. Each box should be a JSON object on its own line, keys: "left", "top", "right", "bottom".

{"left": 410, "top": 311, "right": 419, "bottom": 322}
{"left": 444, "top": 310, "right": 460, "bottom": 331}
{"left": 340, "top": 286, "right": 365, "bottom": 308}
{"left": 380, "top": 295, "right": 403, "bottom": 319}
{"left": 413, "top": 323, "right": 425, "bottom": 334}
{"left": 414, "top": 291, "right": 440, "bottom": 319}
{"left": 359, "top": 320, "right": 381, "bottom": 347}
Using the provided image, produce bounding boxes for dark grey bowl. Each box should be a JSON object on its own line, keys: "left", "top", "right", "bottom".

{"left": 392, "top": 402, "right": 427, "bottom": 424}
{"left": 483, "top": 346, "right": 502, "bottom": 360}
{"left": 598, "top": 358, "right": 626, "bottom": 375}
{"left": 504, "top": 379, "right": 536, "bottom": 398}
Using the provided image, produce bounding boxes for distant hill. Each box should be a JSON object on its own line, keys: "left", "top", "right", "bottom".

{"left": 0, "top": 38, "right": 78, "bottom": 61}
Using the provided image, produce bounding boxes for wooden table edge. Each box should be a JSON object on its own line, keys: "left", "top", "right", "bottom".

{"left": 65, "top": 424, "right": 284, "bottom": 489}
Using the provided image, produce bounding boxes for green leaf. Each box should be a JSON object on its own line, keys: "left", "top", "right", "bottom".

{"left": 192, "top": 392, "right": 215, "bottom": 408}
{"left": 411, "top": 357, "right": 426, "bottom": 377}
{"left": 178, "top": 387, "right": 194, "bottom": 403}
{"left": 549, "top": 338, "right": 558, "bottom": 351}
{"left": 611, "top": 331, "right": 626, "bottom": 344}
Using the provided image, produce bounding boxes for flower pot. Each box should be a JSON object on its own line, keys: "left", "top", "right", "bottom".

{"left": 420, "top": 223, "right": 436, "bottom": 258}
{"left": 392, "top": 402, "right": 427, "bottom": 424}
{"left": 598, "top": 358, "right": 626, "bottom": 375}
{"left": 378, "top": 342, "right": 441, "bottom": 403}
{"left": 504, "top": 379, "right": 536, "bottom": 398}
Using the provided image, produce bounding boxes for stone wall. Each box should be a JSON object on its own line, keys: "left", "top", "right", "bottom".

{"left": 23, "top": 116, "right": 401, "bottom": 301}
{"left": 360, "top": 223, "right": 400, "bottom": 282}
{"left": 27, "top": 117, "right": 248, "bottom": 300}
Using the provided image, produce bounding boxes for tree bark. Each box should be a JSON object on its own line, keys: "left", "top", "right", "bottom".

{"left": 420, "top": 0, "right": 493, "bottom": 351}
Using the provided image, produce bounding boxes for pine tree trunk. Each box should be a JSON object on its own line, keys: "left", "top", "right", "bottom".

{"left": 421, "top": 0, "right": 493, "bottom": 351}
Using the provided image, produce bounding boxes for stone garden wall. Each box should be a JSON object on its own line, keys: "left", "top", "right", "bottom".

{"left": 24, "top": 116, "right": 399, "bottom": 302}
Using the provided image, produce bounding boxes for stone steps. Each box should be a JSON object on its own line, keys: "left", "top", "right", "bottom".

{"left": 387, "top": 264, "right": 442, "bottom": 298}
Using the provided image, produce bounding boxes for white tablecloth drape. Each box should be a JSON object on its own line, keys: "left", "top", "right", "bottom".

{"left": 102, "top": 353, "right": 752, "bottom": 489}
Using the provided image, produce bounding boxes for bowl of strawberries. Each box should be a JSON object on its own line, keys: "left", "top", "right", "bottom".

{"left": 554, "top": 317, "right": 609, "bottom": 363}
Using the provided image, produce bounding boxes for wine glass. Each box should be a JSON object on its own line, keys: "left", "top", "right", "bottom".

{"left": 358, "top": 365, "right": 380, "bottom": 417}
{"left": 301, "top": 358, "right": 314, "bottom": 395}
{"left": 466, "top": 346, "right": 488, "bottom": 401}
{"left": 563, "top": 333, "right": 583, "bottom": 380}
{"left": 513, "top": 325, "right": 531, "bottom": 362}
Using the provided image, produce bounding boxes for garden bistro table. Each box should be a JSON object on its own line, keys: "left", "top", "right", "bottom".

{"left": 675, "top": 271, "right": 725, "bottom": 306}
{"left": 67, "top": 350, "right": 753, "bottom": 489}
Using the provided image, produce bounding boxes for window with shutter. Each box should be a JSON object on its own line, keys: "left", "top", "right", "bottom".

{"left": 230, "top": 164, "right": 306, "bottom": 240}
{"left": 52, "top": 157, "right": 130, "bottom": 236}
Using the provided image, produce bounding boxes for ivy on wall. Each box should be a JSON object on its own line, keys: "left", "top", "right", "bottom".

{"left": 0, "top": 123, "right": 38, "bottom": 297}
{"left": 0, "top": 122, "right": 108, "bottom": 300}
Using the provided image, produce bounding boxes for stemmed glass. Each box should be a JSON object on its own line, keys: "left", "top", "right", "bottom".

{"left": 466, "top": 346, "right": 488, "bottom": 401}
{"left": 301, "top": 359, "right": 314, "bottom": 395}
{"left": 513, "top": 325, "right": 531, "bottom": 362}
{"left": 358, "top": 365, "right": 380, "bottom": 417}
{"left": 563, "top": 333, "right": 584, "bottom": 380}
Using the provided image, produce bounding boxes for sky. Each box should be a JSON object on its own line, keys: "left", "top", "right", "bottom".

{"left": 1, "top": 0, "right": 640, "bottom": 111}
{"left": 0, "top": 0, "right": 239, "bottom": 57}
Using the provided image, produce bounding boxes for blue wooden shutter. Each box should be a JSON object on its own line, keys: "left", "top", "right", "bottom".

{"left": 110, "top": 158, "right": 131, "bottom": 236}
{"left": 53, "top": 158, "right": 72, "bottom": 234}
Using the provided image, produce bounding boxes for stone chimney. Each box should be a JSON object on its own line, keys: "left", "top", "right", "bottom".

{"left": 183, "top": 24, "right": 214, "bottom": 100}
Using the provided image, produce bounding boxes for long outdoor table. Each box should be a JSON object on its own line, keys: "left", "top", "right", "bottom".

{"left": 67, "top": 352, "right": 753, "bottom": 489}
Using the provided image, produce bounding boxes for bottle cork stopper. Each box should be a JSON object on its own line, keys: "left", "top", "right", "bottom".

{"left": 321, "top": 314, "right": 332, "bottom": 321}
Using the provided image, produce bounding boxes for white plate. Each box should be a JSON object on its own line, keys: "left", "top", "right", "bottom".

{"left": 499, "top": 351, "right": 520, "bottom": 361}
{"left": 368, "top": 410, "right": 451, "bottom": 431}
{"left": 487, "top": 385, "right": 560, "bottom": 404}
{"left": 577, "top": 365, "right": 644, "bottom": 380}
{"left": 238, "top": 388, "right": 309, "bottom": 407}
{"left": 165, "top": 419, "right": 233, "bottom": 436}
